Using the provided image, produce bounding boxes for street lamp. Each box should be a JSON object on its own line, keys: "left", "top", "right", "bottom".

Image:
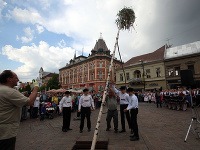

{"left": 139, "top": 60, "right": 145, "bottom": 91}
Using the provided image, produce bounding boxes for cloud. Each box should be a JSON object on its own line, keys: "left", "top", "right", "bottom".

{"left": 36, "top": 24, "right": 44, "bottom": 34}
{"left": 16, "top": 27, "right": 35, "bottom": 43}
{"left": 2, "top": 41, "right": 75, "bottom": 81}
{"left": 7, "top": 7, "right": 44, "bottom": 24}
{"left": 58, "top": 39, "right": 66, "bottom": 48}
{"left": 0, "top": 0, "right": 7, "bottom": 19}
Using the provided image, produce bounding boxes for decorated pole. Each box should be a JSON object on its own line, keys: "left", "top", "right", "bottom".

{"left": 90, "top": 7, "right": 135, "bottom": 150}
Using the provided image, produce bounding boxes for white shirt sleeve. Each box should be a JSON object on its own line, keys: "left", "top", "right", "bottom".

{"left": 78, "top": 96, "right": 83, "bottom": 110}
{"left": 59, "top": 97, "right": 64, "bottom": 111}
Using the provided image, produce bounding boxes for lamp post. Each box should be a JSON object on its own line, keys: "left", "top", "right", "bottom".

{"left": 139, "top": 60, "right": 145, "bottom": 92}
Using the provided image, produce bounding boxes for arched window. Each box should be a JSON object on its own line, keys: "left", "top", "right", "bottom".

{"left": 134, "top": 70, "right": 141, "bottom": 78}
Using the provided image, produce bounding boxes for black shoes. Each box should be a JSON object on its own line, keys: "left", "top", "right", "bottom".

{"left": 114, "top": 130, "right": 118, "bottom": 133}
{"left": 119, "top": 129, "right": 126, "bottom": 133}
{"left": 80, "top": 130, "right": 83, "bottom": 133}
{"left": 130, "top": 136, "right": 139, "bottom": 141}
{"left": 67, "top": 128, "right": 72, "bottom": 130}
{"left": 106, "top": 128, "right": 110, "bottom": 131}
{"left": 88, "top": 129, "right": 91, "bottom": 132}
{"left": 62, "top": 129, "right": 67, "bottom": 132}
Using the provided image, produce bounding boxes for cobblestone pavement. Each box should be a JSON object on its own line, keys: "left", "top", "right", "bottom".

{"left": 16, "top": 103, "right": 200, "bottom": 150}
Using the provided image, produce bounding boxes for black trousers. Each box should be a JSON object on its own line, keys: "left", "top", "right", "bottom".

{"left": 130, "top": 108, "right": 139, "bottom": 137}
{"left": 62, "top": 107, "right": 71, "bottom": 130}
{"left": 0, "top": 137, "right": 16, "bottom": 150}
{"left": 106, "top": 109, "right": 118, "bottom": 131}
{"left": 120, "top": 104, "right": 131, "bottom": 130}
{"left": 80, "top": 107, "right": 91, "bottom": 130}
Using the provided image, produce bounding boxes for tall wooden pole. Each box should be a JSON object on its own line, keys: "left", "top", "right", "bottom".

{"left": 90, "top": 29, "right": 120, "bottom": 150}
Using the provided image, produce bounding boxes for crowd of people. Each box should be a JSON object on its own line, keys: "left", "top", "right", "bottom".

{"left": 139, "top": 87, "right": 200, "bottom": 110}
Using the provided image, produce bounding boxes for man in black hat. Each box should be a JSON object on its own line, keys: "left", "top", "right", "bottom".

{"left": 78, "top": 88, "right": 95, "bottom": 133}
{"left": 113, "top": 85, "right": 131, "bottom": 133}
{"left": 59, "top": 91, "right": 73, "bottom": 132}
{"left": 124, "top": 87, "right": 139, "bottom": 141}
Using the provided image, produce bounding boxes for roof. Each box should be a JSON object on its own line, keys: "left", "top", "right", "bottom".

{"left": 165, "top": 41, "right": 200, "bottom": 59}
{"left": 124, "top": 45, "right": 166, "bottom": 67}
{"left": 92, "top": 38, "right": 109, "bottom": 52}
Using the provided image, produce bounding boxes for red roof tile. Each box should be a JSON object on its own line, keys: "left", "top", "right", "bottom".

{"left": 124, "top": 45, "right": 166, "bottom": 67}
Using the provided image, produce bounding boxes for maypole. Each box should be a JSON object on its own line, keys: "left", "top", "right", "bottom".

{"left": 90, "top": 7, "right": 135, "bottom": 150}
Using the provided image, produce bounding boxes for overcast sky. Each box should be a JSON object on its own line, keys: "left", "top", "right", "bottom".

{"left": 0, "top": 0, "right": 200, "bottom": 82}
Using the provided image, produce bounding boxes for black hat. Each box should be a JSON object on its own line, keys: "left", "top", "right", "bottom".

{"left": 119, "top": 86, "right": 126, "bottom": 90}
{"left": 127, "top": 87, "right": 134, "bottom": 92}
{"left": 65, "top": 91, "right": 70, "bottom": 94}
{"left": 83, "top": 88, "right": 89, "bottom": 92}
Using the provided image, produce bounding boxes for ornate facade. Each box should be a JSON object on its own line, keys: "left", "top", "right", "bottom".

{"left": 59, "top": 37, "right": 122, "bottom": 92}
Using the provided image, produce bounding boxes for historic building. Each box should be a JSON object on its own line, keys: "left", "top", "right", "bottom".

{"left": 36, "top": 67, "right": 58, "bottom": 87}
{"left": 164, "top": 41, "right": 200, "bottom": 89}
{"left": 116, "top": 45, "right": 167, "bottom": 91}
{"left": 59, "top": 36, "right": 122, "bottom": 92}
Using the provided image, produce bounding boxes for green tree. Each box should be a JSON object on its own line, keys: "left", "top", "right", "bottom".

{"left": 25, "top": 83, "right": 31, "bottom": 93}
{"left": 46, "top": 74, "right": 60, "bottom": 90}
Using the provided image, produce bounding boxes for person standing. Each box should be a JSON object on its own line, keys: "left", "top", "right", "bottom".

{"left": 0, "top": 70, "right": 39, "bottom": 150}
{"left": 124, "top": 88, "right": 139, "bottom": 141}
{"left": 78, "top": 88, "right": 95, "bottom": 133}
{"left": 113, "top": 85, "right": 131, "bottom": 133}
{"left": 155, "top": 89, "right": 162, "bottom": 108}
{"left": 32, "top": 93, "right": 40, "bottom": 118}
{"left": 59, "top": 91, "right": 73, "bottom": 132}
{"left": 105, "top": 88, "right": 118, "bottom": 133}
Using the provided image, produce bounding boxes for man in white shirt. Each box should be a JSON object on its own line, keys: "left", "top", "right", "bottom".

{"left": 113, "top": 85, "right": 131, "bottom": 133}
{"left": 124, "top": 87, "right": 139, "bottom": 141}
{"left": 59, "top": 91, "right": 73, "bottom": 132}
{"left": 78, "top": 88, "right": 95, "bottom": 133}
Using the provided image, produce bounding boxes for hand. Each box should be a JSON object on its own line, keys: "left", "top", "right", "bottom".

{"left": 124, "top": 109, "right": 128, "bottom": 112}
{"left": 78, "top": 109, "right": 81, "bottom": 112}
{"left": 32, "top": 80, "right": 39, "bottom": 87}
{"left": 59, "top": 109, "right": 62, "bottom": 114}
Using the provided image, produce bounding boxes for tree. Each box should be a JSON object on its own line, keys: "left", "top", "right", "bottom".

{"left": 46, "top": 74, "right": 60, "bottom": 90}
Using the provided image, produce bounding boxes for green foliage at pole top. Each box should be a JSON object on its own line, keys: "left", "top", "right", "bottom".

{"left": 116, "top": 7, "right": 135, "bottom": 30}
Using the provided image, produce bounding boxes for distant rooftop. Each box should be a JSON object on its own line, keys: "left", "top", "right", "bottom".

{"left": 165, "top": 41, "right": 200, "bottom": 59}
{"left": 124, "top": 45, "right": 166, "bottom": 67}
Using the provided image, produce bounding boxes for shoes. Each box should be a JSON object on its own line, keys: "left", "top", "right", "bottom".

{"left": 80, "top": 130, "right": 83, "bottom": 133}
{"left": 67, "top": 128, "right": 72, "bottom": 130}
{"left": 62, "top": 129, "right": 67, "bottom": 132}
{"left": 130, "top": 136, "right": 139, "bottom": 141}
{"left": 114, "top": 130, "right": 118, "bottom": 133}
{"left": 88, "top": 129, "right": 91, "bottom": 132}
{"left": 119, "top": 129, "right": 126, "bottom": 133}
{"left": 106, "top": 128, "right": 110, "bottom": 131}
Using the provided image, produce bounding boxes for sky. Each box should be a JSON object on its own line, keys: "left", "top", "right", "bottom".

{"left": 1, "top": 0, "right": 200, "bottom": 82}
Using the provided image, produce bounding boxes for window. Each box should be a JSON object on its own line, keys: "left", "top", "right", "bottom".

{"left": 174, "top": 66, "right": 180, "bottom": 76}
{"left": 91, "top": 73, "right": 94, "bottom": 80}
{"left": 188, "top": 65, "right": 195, "bottom": 74}
{"left": 120, "top": 73, "right": 124, "bottom": 81}
{"left": 98, "top": 71, "right": 103, "bottom": 80}
{"left": 134, "top": 70, "right": 141, "bottom": 78}
{"left": 99, "top": 62, "right": 103, "bottom": 68}
{"left": 168, "top": 68, "right": 174, "bottom": 76}
{"left": 146, "top": 69, "right": 151, "bottom": 78}
{"left": 156, "top": 68, "right": 161, "bottom": 77}
{"left": 126, "top": 72, "right": 130, "bottom": 81}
